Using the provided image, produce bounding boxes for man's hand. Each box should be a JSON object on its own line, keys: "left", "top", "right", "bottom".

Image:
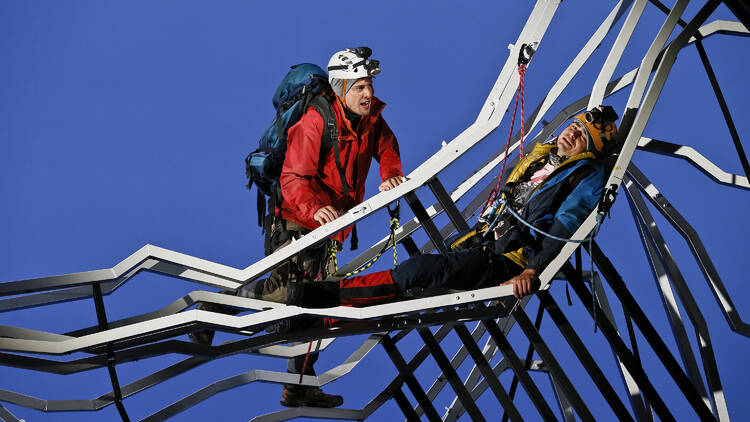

{"left": 379, "top": 176, "right": 405, "bottom": 192}
{"left": 501, "top": 268, "right": 538, "bottom": 298}
{"left": 313, "top": 205, "right": 342, "bottom": 225}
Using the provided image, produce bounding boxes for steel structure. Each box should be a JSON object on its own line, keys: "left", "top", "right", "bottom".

{"left": 1, "top": 1, "right": 749, "bottom": 421}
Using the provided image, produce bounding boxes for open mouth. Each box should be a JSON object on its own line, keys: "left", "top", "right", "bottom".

{"left": 360, "top": 100, "right": 370, "bottom": 108}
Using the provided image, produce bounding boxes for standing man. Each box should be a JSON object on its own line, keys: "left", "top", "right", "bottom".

{"left": 242, "top": 47, "right": 404, "bottom": 408}
{"left": 272, "top": 47, "right": 404, "bottom": 408}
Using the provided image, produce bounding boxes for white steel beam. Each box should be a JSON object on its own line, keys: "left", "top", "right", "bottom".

{"left": 589, "top": 0, "right": 648, "bottom": 109}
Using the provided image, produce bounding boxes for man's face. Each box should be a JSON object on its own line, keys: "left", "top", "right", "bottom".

{"left": 344, "top": 78, "right": 373, "bottom": 116}
{"left": 557, "top": 121, "right": 589, "bottom": 157}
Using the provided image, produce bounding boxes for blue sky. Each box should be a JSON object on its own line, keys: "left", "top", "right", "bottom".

{"left": 1, "top": 1, "right": 749, "bottom": 421}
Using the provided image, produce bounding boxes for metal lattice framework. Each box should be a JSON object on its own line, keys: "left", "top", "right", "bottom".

{"left": 1, "top": 0, "right": 749, "bottom": 421}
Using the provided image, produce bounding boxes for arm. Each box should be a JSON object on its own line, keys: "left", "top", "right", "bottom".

{"left": 502, "top": 268, "right": 538, "bottom": 298}
{"left": 280, "top": 108, "right": 335, "bottom": 224}
{"left": 372, "top": 117, "right": 404, "bottom": 191}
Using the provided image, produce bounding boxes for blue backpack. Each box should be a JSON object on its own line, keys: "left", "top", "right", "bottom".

{"left": 245, "top": 63, "right": 349, "bottom": 233}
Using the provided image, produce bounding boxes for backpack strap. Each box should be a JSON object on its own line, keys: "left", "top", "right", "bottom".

{"left": 310, "top": 95, "right": 350, "bottom": 195}
{"left": 257, "top": 190, "right": 266, "bottom": 228}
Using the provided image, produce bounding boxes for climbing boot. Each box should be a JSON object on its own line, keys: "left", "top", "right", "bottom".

{"left": 188, "top": 328, "right": 215, "bottom": 346}
{"left": 236, "top": 278, "right": 299, "bottom": 304}
{"left": 280, "top": 384, "right": 344, "bottom": 408}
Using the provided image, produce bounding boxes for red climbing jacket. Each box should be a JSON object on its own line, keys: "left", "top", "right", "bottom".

{"left": 279, "top": 96, "right": 403, "bottom": 243}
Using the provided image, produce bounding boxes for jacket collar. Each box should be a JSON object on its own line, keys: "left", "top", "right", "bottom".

{"left": 333, "top": 96, "right": 386, "bottom": 136}
{"left": 501, "top": 142, "right": 598, "bottom": 204}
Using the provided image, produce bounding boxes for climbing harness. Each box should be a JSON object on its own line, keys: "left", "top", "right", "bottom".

{"left": 489, "top": 198, "right": 604, "bottom": 244}
{"left": 328, "top": 201, "right": 401, "bottom": 277}
{"left": 480, "top": 43, "right": 535, "bottom": 216}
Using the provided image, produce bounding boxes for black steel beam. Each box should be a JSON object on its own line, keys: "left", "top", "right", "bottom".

{"left": 560, "top": 261, "right": 677, "bottom": 421}
{"left": 404, "top": 192, "right": 448, "bottom": 253}
{"left": 648, "top": 0, "right": 689, "bottom": 27}
{"left": 399, "top": 235, "right": 422, "bottom": 257}
{"left": 562, "top": 251, "right": 709, "bottom": 422}
{"left": 584, "top": 242, "right": 717, "bottom": 421}
{"left": 371, "top": 324, "right": 455, "bottom": 418}
{"left": 623, "top": 309, "right": 653, "bottom": 418}
{"left": 427, "top": 177, "right": 471, "bottom": 232}
{"left": 381, "top": 335, "right": 442, "bottom": 422}
{"left": 417, "top": 327, "right": 486, "bottom": 422}
{"left": 453, "top": 324, "right": 524, "bottom": 422}
{"left": 537, "top": 291, "right": 635, "bottom": 422}
{"left": 694, "top": 39, "right": 750, "bottom": 180}
{"left": 722, "top": 0, "right": 750, "bottom": 31}
{"left": 482, "top": 318, "right": 558, "bottom": 421}
{"left": 91, "top": 282, "right": 130, "bottom": 422}
{"left": 502, "top": 303, "right": 544, "bottom": 422}
{"left": 392, "top": 389, "right": 421, "bottom": 421}
{"left": 510, "top": 305, "right": 595, "bottom": 420}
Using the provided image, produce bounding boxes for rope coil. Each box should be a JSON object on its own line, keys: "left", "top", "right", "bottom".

{"left": 329, "top": 201, "right": 400, "bottom": 277}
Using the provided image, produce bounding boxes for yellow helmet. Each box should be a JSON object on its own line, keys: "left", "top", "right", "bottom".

{"left": 572, "top": 106, "right": 619, "bottom": 153}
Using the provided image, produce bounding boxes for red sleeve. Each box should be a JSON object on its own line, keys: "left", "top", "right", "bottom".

{"left": 373, "top": 116, "right": 403, "bottom": 181}
{"left": 280, "top": 107, "right": 330, "bottom": 221}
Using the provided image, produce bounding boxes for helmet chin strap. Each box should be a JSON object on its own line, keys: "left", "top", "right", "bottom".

{"left": 341, "top": 80, "right": 348, "bottom": 108}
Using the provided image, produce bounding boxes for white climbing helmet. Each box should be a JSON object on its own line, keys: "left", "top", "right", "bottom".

{"left": 327, "top": 47, "right": 381, "bottom": 81}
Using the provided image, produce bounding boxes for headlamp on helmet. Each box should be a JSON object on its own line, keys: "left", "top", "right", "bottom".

{"left": 346, "top": 47, "right": 381, "bottom": 77}
{"left": 583, "top": 106, "right": 618, "bottom": 131}
{"left": 572, "top": 105, "right": 619, "bottom": 154}
{"left": 327, "top": 46, "right": 381, "bottom": 79}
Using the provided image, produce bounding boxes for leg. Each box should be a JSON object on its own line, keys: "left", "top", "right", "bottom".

{"left": 189, "top": 218, "right": 343, "bottom": 407}
{"left": 391, "top": 247, "right": 494, "bottom": 291}
{"left": 265, "top": 220, "right": 343, "bottom": 408}
{"left": 189, "top": 221, "right": 305, "bottom": 344}
{"left": 271, "top": 222, "right": 328, "bottom": 376}
{"left": 336, "top": 248, "right": 490, "bottom": 306}
{"left": 335, "top": 248, "right": 525, "bottom": 306}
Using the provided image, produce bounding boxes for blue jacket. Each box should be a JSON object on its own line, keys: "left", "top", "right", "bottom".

{"left": 490, "top": 142, "right": 605, "bottom": 271}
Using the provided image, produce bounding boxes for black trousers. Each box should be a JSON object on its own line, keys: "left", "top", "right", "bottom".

{"left": 266, "top": 219, "right": 331, "bottom": 377}
{"left": 337, "top": 247, "right": 524, "bottom": 306}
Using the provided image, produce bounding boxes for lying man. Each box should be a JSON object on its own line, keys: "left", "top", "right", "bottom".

{"left": 243, "top": 106, "right": 619, "bottom": 308}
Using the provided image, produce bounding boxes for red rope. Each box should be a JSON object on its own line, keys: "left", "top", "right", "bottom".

{"left": 518, "top": 64, "right": 526, "bottom": 157}
{"left": 480, "top": 64, "right": 527, "bottom": 216}
{"left": 298, "top": 340, "right": 314, "bottom": 384}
